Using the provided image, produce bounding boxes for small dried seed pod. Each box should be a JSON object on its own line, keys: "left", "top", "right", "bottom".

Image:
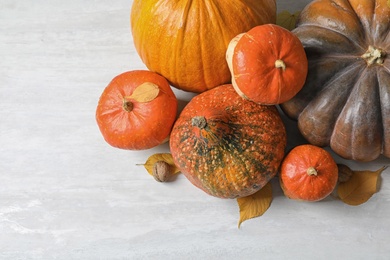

{"left": 152, "top": 161, "right": 171, "bottom": 182}
{"left": 337, "top": 164, "right": 354, "bottom": 183}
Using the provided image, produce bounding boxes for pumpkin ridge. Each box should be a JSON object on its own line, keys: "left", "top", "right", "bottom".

{"left": 330, "top": 66, "right": 382, "bottom": 161}
{"left": 298, "top": 62, "right": 366, "bottom": 146}
{"left": 197, "top": 1, "right": 212, "bottom": 88}
{"left": 330, "top": 0, "right": 353, "bottom": 13}
{"left": 378, "top": 69, "right": 390, "bottom": 157}
{"left": 321, "top": 61, "right": 364, "bottom": 92}
{"left": 173, "top": 1, "right": 193, "bottom": 87}
{"left": 294, "top": 24, "right": 366, "bottom": 52}
{"left": 383, "top": 59, "right": 390, "bottom": 73}
{"left": 206, "top": 1, "right": 229, "bottom": 45}
{"left": 384, "top": 34, "right": 390, "bottom": 49}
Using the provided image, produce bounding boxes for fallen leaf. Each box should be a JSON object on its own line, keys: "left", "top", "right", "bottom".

{"left": 127, "top": 82, "right": 160, "bottom": 102}
{"left": 237, "top": 182, "right": 272, "bottom": 228}
{"left": 388, "top": 0, "right": 390, "bottom": 8}
{"left": 140, "top": 153, "right": 180, "bottom": 176}
{"left": 337, "top": 166, "right": 387, "bottom": 206}
{"left": 276, "top": 10, "right": 301, "bottom": 31}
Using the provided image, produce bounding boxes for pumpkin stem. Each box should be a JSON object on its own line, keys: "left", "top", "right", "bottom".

{"left": 361, "top": 46, "right": 386, "bottom": 65}
{"left": 307, "top": 166, "right": 318, "bottom": 176}
{"left": 275, "top": 59, "right": 286, "bottom": 71}
{"left": 192, "top": 116, "right": 207, "bottom": 129}
{"left": 123, "top": 99, "right": 134, "bottom": 112}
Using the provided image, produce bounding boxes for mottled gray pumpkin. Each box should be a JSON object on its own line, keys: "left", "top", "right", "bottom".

{"left": 281, "top": 0, "right": 390, "bottom": 161}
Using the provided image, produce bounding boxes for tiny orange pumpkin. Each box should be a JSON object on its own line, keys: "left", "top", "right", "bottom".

{"left": 96, "top": 70, "right": 178, "bottom": 150}
{"left": 279, "top": 144, "right": 338, "bottom": 202}
{"left": 226, "top": 24, "right": 308, "bottom": 105}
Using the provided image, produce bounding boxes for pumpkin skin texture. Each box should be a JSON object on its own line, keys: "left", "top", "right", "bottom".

{"left": 131, "top": 0, "right": 276, "bottom": 93}
{"left": 169, "top": 84, "right": 286, "bottom": 199}
{"left": 226, "top": 24, "right": 308, "bottom": 105}
{"left": 279, "top": 144, "right": 338, "bottom": 202}
{"left": 96, "top": 70, "right": 177, "bottom": 150}
{"left": 280, "top": 0, "right": 390, "bottom": 161}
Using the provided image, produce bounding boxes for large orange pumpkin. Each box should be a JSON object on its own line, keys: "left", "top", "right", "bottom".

{"left": 169, "top": 84, "right": 286, "bottom": 199}
{"left": 281, "top": 0, "right": 390, "bottom": 161}
{"left": 130, "top": 0, "right": 276, "bottom": 93}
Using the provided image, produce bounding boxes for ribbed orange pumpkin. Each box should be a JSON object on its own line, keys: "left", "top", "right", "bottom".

{"left": 169, "top": 84, "right": 286, "bottom": 198}
{"left": 130, "top": 0, "right": 276, "bottom": 93}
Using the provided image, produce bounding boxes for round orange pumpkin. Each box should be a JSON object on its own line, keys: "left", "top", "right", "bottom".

{"left": 96, "top": 70, "right": 178, "bottom": 150}
{"left": 279, "top": 144, "right": 338, "bottom": 202}
{"left": 226, "top": 24, "right": 308, "bottom": 105}
{"left": 130, "top": 0, "right": 276, "bottom": 93}
{"left": 281, "top": 0, "right": 390, "bottom": 161}
{"left": 169, "top": 84, "right": 286, "bottom": 199}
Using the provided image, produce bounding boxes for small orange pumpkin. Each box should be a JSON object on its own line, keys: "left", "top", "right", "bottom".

{"left": 131, "top": 0, "right": 277, "bottom": 93}
{"left": 279, "top": 144, "right": 338, "bottom": 202}
{"left": 96, "top": 70, "right": 178, "bottom": 150}
{"left": 226, "top": 24, "right": 308, "bottom": 105}
{"left": 169, "top": 84, "right": 286, "bottom": 199}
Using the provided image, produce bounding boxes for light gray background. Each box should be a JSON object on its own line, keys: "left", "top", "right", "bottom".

{"left": 1, "top": 0, "right": 389, "bottom": 259}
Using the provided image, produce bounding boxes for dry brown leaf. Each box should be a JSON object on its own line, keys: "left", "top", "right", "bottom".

{"left": 237, "top": 182, "right": 272, "bottom": 228}
{"left": 337, "top": 166, "right": 387, "bottom": 206}
{"left": 276, "top": 10, "right": 301, "bottom": 31}
{"left": 140, "top": 153, "right": 180, "bottom": 176}
{"left": 128, "top": 82, "right": 159, "bottom": 102}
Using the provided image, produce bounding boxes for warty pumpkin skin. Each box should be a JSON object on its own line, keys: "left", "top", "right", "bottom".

{"left": 169, "top": 84, "right": 286, "bottom": 199}
{"left": 131, "top": 0, "right": 276, "bottom": 93}
{"left": 281, "top": 0, "right": 390, "bottom": 162}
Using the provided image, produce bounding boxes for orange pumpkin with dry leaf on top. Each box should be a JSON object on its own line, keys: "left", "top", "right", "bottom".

{"left": 96, "top": 70, "right": 178, "bottom": 150}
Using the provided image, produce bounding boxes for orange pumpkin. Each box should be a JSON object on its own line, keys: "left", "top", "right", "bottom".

{"left": 226, "top": 24, "right": 308, "bottom": 105}
{"left": 131, "top": 0, "right": 276, "bottom": 93}
{"left": 96, "top": 70, "right": 177, "bottom": 150}
{"left": 279, "top": 144, "right": 338, "bottom": 202}
{"left": 169, "top": 84, "right": 286, "bottom": 199}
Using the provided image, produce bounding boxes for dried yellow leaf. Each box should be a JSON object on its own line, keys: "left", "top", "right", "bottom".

{"left": 337, "top": 166, "right": 387, "bottom": 206}
{"left": 237, "top": 182, "right": 272, "bottom": 228}
{"left": 141, "top": 153, "right": 180, "bottom": 176}
{"left": 276, "top": 10, "right": 300, "bottom": 31}
{"left": 128, "top": 82, "right": 159, "bottom": 102}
